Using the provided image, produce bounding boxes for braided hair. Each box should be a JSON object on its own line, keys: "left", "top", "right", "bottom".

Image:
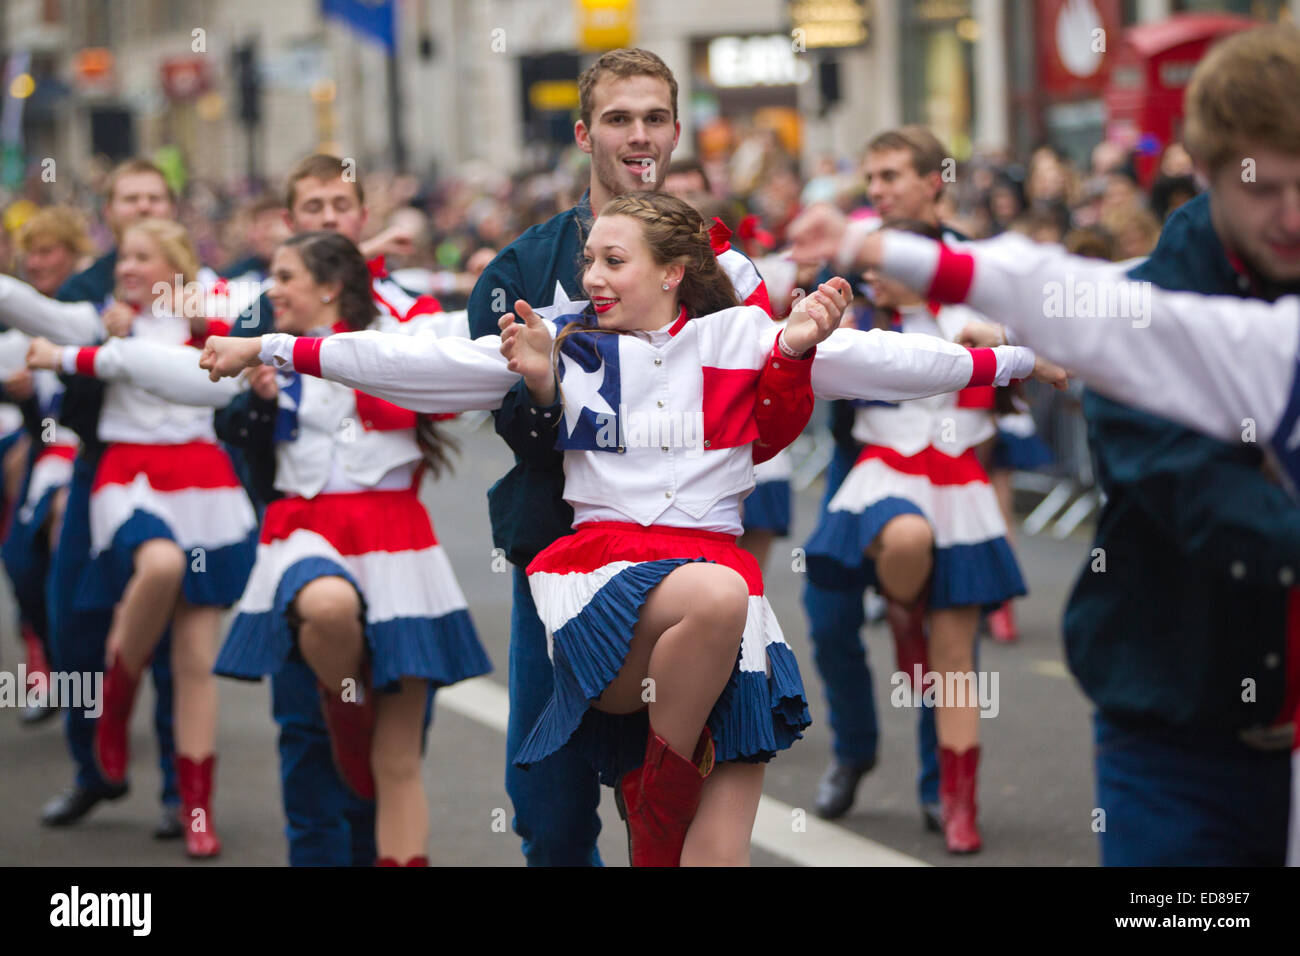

{"left": 554, "top": 192, "right": 741, "bottom": 375}
{"left": 598, "top": 192, "right": 741, "bottom": 317}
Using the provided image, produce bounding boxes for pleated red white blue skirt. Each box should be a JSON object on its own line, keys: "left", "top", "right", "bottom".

{"left": 215, "top": 485, "right": 490, "bottom": 691}
{"left": 2, "top": 444, "right": 75, "bottom": 619}
{"left": 514, "top": 521, "right": 810, "bottom": 785}
{"left": 991, "top": 411, "right": 1053, "bottom": 471}
{"left": 81, "top": 441, "right": 257, "bottom": 609}
{"left": 743, "top": 451, "right": 792, "bottom": 536}
{"left": 804, "top": 445, "right": 1026, "bottom": 609}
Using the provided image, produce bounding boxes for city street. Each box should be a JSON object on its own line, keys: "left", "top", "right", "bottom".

{"left": 0, "top": 416, "right": 1100, "bottom": 867}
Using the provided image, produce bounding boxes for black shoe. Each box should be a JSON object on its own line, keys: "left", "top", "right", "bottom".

{"left": 152, "top": 805, "right": 184, "bottom": 840}
{"left": 40, "top": 783, "right": 128, "bottom": 826}
{"left": 921, "top": 800, "right": 943, "bottom": 833}
{"left": 21, "top": 701, "right": 60, "bottom": 725}
{"left": 812, "top": 758, "right": 876, "bottom": 820}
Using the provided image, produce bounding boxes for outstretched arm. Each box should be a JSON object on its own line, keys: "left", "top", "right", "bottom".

{"left": 0, "top": 275, "right": 104, "bottom": 344}
{"left": 784, "top": 325, "right": 1040, "bottom": 402}
{"left": 35, "top": 337, "right": 244, "bottom": 407}
{"left": 870, "top": 229, "right": 1297, "bottom": 446}
{"left": 200, "top": 330, "right": 519, "bottom": 414}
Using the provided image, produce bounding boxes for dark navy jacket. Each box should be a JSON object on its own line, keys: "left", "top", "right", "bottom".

{"left": 466, "top": 196, "right": 594, "bottom": 566}
{"left": 1066, "top": 193, "right": 1294, "bottom": 733}
{"left": 55, "top": 250, "right": 116, "bottom": 460}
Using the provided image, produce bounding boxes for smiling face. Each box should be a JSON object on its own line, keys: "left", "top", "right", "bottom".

{"left": 575, "top": 74, "right": 680, "bottom": 214}
{"left": 114, "top": 229, "right": 176, "bottom": 309}
{"left": 1207, "top": 144, "right": 1300, "bottom": 285}
{"left": 582, "top": 213, "right": 683, "bottom": 333}
{"left": 286, "top": 176, "right": 367, "bottom": 243}
{"left": 267, "top": 245, "right": 340, "bottom": 333}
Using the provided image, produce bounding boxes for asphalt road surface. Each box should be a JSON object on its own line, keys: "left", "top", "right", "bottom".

{"left": 0, "top": 417, "right": 1099, "bottom": 866}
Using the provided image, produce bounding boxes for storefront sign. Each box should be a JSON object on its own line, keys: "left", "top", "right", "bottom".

{"left": 787, "top": 0, "right": 870, "bottom": 48}
{"left": 708, "top": 35, "right": 811, "bottom": 88}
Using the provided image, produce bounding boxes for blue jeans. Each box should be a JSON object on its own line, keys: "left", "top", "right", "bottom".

{"left": 803, "top": 443, "right": 940, "bottom": 805}
{"left": 505, "top": 565, "right": 604, "bottom": 866}
{"left": 1093, "top": 711, "right": 1290, "bottom": 866}
{"left": 48, "top": 456, "right": 177, "bottom": 806}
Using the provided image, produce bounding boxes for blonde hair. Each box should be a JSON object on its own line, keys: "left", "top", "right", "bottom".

{"left": 1101, "top": 204, "right": 1161, "bottom": 257}
{"left": 16, "top": 206, "right": 91, "bottom": 257}
{"left": 122, "top": 218, "right": 200, "bottom": 286}
{"left": 1184, "top": 25, "right": 1300, "bottom": 175}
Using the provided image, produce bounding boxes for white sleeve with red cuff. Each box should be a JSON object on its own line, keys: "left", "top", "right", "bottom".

{"left": 63, "top": 338, "right": 245, "bottom": 407}
{"left": 259, "top": 330, "right": 520, "bottom": 414}
{"left": 878, "top": 229, "right": 1297, "bottom": 446}
{"left": 0, "top": 275, "right": 103, "bottom": 344}
{"left": 797, "top": 325, "right": 1035, "bottom": 403}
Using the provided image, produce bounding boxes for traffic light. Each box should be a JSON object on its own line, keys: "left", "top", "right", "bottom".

{"left": 233, "top": 41, "right": 260, "bottom": 126}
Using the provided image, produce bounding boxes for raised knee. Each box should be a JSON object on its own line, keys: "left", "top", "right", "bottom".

{"left": 295, "top": 578, "right": 361, "bottom": 631}
{"left": 134, "top": 540, "right": 187, "bottom": 582}
{"left": 879, "top": 515, "right": 934, "bottom": 555}
{"left": 691, "top": 567, "right": 750, "bottom": 634}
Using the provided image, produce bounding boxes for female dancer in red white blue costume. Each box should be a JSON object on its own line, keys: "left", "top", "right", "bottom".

{"left": 854, "top": 224, "right": 1300, "bottom": 865}
{"left": 18, "top": 217, "right": 259, "bottom": 858}
{"left": 74, "top": 230, "right": 488, "bottom": 865}
{"left": 201, "top": 193, "right": 1048, "bottom": 865}
{"left": 801, "top": 219, "right": 1068, "bottom": 854}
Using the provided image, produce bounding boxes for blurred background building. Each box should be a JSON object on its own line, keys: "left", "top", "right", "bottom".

{"left": 4, "top": 0, "right": 1299, "bottom": 192}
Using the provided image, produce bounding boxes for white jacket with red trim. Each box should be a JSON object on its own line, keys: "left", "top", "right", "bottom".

{"left": 260, "top": 304, "right": 1034, "bottom": 534}
{"left": 0, "top": 273, "right": 223, "bottom": 445}
{"left": 877, "top": 226, "right": 1300, "bottom": 867}
{"left": 67, "top": 318, "right": 443, "bottom": 499}
{"left": 877, "top": 230, "right": 1300, "bottom": 482}
{"left": 853, "top": 302, "right": 998, "bottom": 457}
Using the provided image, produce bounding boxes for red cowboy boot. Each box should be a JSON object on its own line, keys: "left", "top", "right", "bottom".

{"left": 95, "top": 656, "right": 145, "bottom": 784}
{"left": 21, "top": 624, "right": 56, "bottom": 724}
{"left": 22, "top": 623, "right": 50, "bottom": 685}
{"left": 938, "top": 745, "right": 982, "bottom": 854}
{"left": 988, "top": 601, "right": 1019, "bottom": 644}
{"left": 176, "top": 754, "right": 222, "bottom": 858}
{"left": 615, "top": 726, "right": 715, "bottom": 867}
{"left": 376, "top": 857, "right": 400, "bottom": 867}
{"left": 403, "top": 856, "right": 428, "bottom": 866}
{"left": 318, "top": 667, "right": 376, "bottom": 800}
{"left": 886, "top": 594, "right": 929, "bottom": 688}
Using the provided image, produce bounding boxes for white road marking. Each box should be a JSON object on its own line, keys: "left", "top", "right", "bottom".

{"left": 1029, "top": 659, "right": 1071, "bottom": 680}
{"left": 436, "top": 677, "right": 929, "bottom": 867}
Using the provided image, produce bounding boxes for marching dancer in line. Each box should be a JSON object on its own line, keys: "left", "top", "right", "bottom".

{"left": 854, "top": 150, "right": 1300, "bottom": 865}
{"left": 200, "top": 193, "right": 1056, "bottom": 865}
{"left": 0, "top": 206, "right": 89, "bottom": 724}
{"left": 5, "top": 159, "right": 186, "bottom": 838}
{"left": 215, "top": 153, "right": 457, "bottom": 868}
{"left": 20, "top": 217, "right": 259, "bottom": 858}
{"left": 464, "top": 48, "right": 808, "bottom": 867}
{"left": 800, "top": 217, "right": 1066, "bottom": 853}
{"left": 55, "top": 229, "right": 490, "bottom": 865}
